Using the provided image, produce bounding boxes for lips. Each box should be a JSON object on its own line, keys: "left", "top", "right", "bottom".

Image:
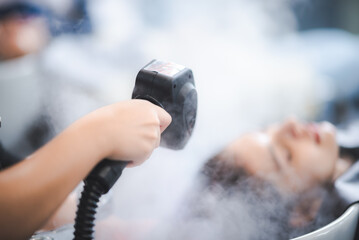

{"left": 307, "top": 123, "right": 321, "bottom": 144}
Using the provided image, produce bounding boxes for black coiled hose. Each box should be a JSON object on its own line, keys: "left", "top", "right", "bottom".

{"left": 73, "top": 180, "right": 104, "bottom": 240}
{"left": 73, "top": 160, "right": 127, "bottom": 240}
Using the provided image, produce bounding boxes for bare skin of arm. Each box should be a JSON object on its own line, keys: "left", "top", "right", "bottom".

{"left": 0, "top": 100, "right": 171, "bottom": 240}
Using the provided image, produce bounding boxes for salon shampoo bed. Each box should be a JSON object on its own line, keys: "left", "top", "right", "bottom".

{"left": 292, "top": 201, "right": 359, "bottom": 240}
{"left": 30, "top": 202, "right": 359, "bottom": 240}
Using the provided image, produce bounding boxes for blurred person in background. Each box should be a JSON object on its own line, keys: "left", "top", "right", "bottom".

{"left": 0, "top": 2, "right": 50, "bottom": 60}
{"left": 0, "top": 1, "right": 124, "bottom": 238}
{"left": 0, "top": 1, "right": 52, "bottom": 165}
{"left": 0, "top": 0, "right": 94, "bottom": 162}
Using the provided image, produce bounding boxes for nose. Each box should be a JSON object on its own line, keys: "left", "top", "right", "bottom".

{"left": 283, "top": 116, "right": 300, "bottom": 133}
{"left": 279, "top": 117, "right": 312, "bottom": 140}
{"left": 266, "top": 117, "right": 306, "bottom": 142}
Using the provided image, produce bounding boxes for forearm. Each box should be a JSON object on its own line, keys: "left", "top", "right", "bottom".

{"left": 0, "top": 115, "right": 107, "bottom": 240}
{"left": 0, "top": 100, "right": 171, "bottom": 240}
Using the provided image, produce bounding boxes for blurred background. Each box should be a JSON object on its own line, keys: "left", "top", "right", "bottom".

{"left": 0, "top": 0, "right": 359, "bottom": 238}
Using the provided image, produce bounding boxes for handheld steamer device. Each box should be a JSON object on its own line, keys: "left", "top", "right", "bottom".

{"left": 73, "top": 60, "right": 198, "bottom": 240}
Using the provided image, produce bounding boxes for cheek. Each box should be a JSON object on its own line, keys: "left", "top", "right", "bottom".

{"left": 292, "top": 144, "right": 337, "bottom": 184}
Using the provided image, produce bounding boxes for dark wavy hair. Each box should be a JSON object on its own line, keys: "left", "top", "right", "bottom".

{"left": 158, "top": 146, "right": 344, "bottom": 240}
{"left": 167, "top": 150, "right": 295, "bottom": 240}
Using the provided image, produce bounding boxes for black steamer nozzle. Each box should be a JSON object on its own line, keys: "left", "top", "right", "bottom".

{"left": 133, "top": 60, "right": 197, "bottom": 150}
{"left": 85, "top": 60, "right": 197, "bottom": 192}
{"left": 73, "top": 60, "right": 197, "bottom": 240}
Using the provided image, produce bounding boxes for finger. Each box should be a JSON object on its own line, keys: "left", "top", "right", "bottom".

{"left": 130, "top": 149, "right": 153, "bottom": 168}
{"left": 155, "top": 106, "right": 172, "bottom": 133}
{"left": 126, "top": 161, "right": 135, "bottom": 168}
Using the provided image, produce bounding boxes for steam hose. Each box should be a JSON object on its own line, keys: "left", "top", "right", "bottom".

{"left": 73, "top": 180, "right": 102, "bottom": 240}
{"left": 73, "top": 160, "right": 128, "bottom": 240}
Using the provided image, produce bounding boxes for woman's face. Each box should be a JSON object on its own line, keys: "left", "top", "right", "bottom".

{"left": 226, "top": 117, "right": 338, "bottom": 193}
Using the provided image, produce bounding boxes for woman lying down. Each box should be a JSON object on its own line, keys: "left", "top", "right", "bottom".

{"left": 155, "top": 117, "right": 359, "bottom": 240}
{"left": 33, "top": 117, "right": 359, "bottom": 240}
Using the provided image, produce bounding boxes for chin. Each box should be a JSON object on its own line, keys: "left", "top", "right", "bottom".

{"left": 320, "top": 121, "right": 336, "bottom": 135}
{"left": 321, "top": 122, "right": 337, "bottom": 146}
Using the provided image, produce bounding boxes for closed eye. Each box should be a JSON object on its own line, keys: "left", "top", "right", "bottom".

{"left": 286, "top": 149, "right": 292, "bottom": 162}
{"left": 268, "top": 144, "right": 282, "bottom": 170}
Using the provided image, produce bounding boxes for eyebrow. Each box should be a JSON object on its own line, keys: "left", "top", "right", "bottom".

{"left": 268, "top": 144, "right": 281, "bottom": 170}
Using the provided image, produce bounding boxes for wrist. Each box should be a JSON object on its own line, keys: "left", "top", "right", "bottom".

{"left": 80, "top": 106, "right": 115, "bottom": 163}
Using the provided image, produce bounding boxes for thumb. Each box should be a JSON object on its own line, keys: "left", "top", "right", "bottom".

{"left": 155, "top": 106, "right": 172, "bottom": 133}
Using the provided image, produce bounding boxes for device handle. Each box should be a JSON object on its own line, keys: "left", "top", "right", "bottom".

{"left": 85, "top": 159, "right": 129, "bottom": 194}
{"left": 84, "top": 95, "right": 164, "bottom": 194}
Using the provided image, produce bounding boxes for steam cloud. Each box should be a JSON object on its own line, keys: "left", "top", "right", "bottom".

{"left": 8, "top": 0, "right": 344, "bottom": 239}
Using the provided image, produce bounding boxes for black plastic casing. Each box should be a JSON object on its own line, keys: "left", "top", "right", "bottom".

{"left": 74, "top": 60, "right": 197, "bottom": 240}
{"left": 85, "top": 60, "right": 197, "bottom": 193}
{"left": 132, "top": 59, "right": 197, "bottom": 150}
